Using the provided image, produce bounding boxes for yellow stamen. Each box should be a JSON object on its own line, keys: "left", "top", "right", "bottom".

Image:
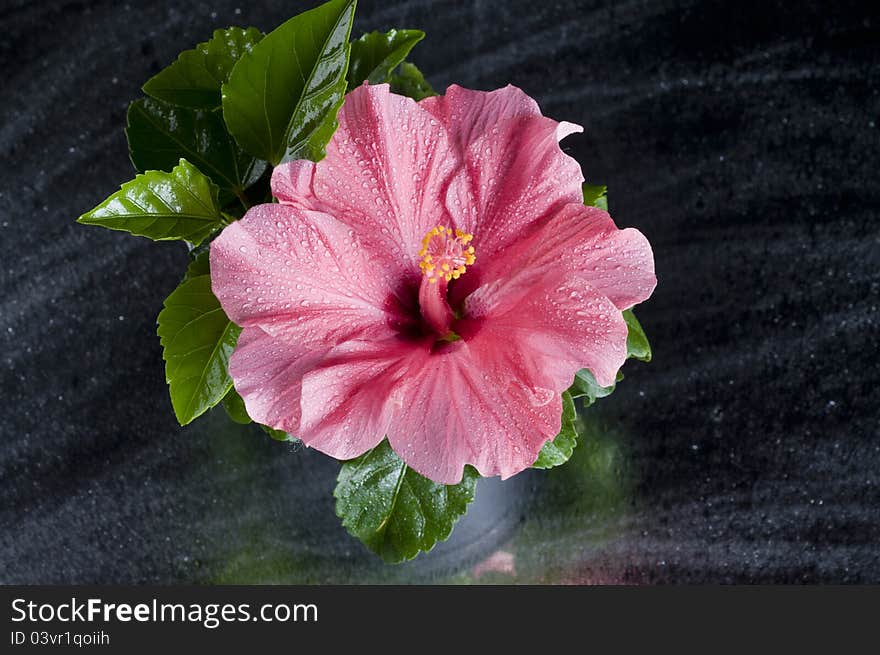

{"left": 417, "top": 225, "right": 476, "bottom": 283}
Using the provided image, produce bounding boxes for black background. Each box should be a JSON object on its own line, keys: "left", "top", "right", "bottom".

{"left": 1, "top": 0, "right": 878, "bottom": 583}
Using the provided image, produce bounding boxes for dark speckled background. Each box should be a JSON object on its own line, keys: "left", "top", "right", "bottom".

{"left": 1, "top": 0, "right": 878, "bottom": 583}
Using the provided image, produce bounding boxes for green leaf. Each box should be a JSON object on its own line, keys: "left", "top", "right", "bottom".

{"left": 184, "top": 248, "right": 211, "bottom": 280}
{"left": 389, "top": 62, "right": 436, "bottom": 101}
{"left": 77, "top": 159, "right": 223, "bottom": 246}
{"left": 221, "top": 0, "right": 357, "bottom": 164}
{"left": 157, "top": 275, "right": 241, "bottom": 425}
{"left": 261, "top": 425, "right": 295, "bottom": 442}
{"left": 126, "top": 98, "right": 267, "bottom": 207}
{"left": 143, "top": 26, "right": 264, "bottom": 109}
{"left": 582, "top": 183, "right": 608, "bottom": 210}
{"left": 222, "top": 387, "right": 251, "bottom": 424}
{"left": 569, "top": 368, "right": 619, "bottom": 406}
{"left": 624, "top": 309, "right": 652, "bottom": 362}
{"left": 532, "top": 391, "right": 579, "bottom": 469}
{"left": 335, "top": 440, "right": 478, "bottom": 563}
{"left": 346, "top": 29, "right": 425, "bottom": 89}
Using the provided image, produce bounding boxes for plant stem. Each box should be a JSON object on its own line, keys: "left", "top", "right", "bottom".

{"left": 236, "top": 189, "right": 252, "bottom": 211}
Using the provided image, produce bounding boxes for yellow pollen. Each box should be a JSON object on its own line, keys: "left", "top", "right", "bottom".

{"left": 417, "top": 225, "right": 476, "bottom": 282}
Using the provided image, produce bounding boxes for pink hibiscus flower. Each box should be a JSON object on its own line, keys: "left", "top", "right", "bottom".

{"left": 210, "top": 83, "right": 655, "bottom": 484}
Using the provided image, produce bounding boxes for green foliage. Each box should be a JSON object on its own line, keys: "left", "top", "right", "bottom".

{"left": 389, "top": 62, "right": 436, "bottom": 101}
{"left": 623, "top": 309, "right": 652, "bottom": 361}
{"left": 221, "top": 0, "right": 357, "bottom": 164}
{"left": 143, "top": 26, "right": 264, "bottom": 109}
{"left": 582, "top": 183, "right": 608, "bottom": 210}
{"left": 347, "top": 29, "right": 425, "bottom": 89}
{"left": 222, "top": 387, "right": 252, "bottom": 424}
{"left": 157, "top": 275, "right": 240, "bottom": 425}
{"left": 569, "top": 368, "right": 620, "bottom": 405}
{"left": 532, "top": 391, "right": 579, "bottom": 469}
{"left": 126, "top": 98, "right": 266, "bottom": 207}
{"left": 77, "top": 159, "right": 223, "bottom": 246}
{"left": 335, "top": 440, "right": 478, "bottom": 562}
{"left": 184, "top": 248, "right": 211, "bottom": 280}
{"left": 262, "top": 425, "right": 295, "bottom": 442}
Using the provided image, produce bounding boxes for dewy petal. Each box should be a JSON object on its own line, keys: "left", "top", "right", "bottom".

{"left": 210, "top": 203, "right": 405, "bottom": 348}
{"left": 309, "top": 83, "right": 460, "bottom": 278}
{"left": 458, "top": 202, "right": 657, "bottom": 311}
{"left": 445, "top": 114, "right": 584, "bottom": 262}
{"left": 298, "top": 337, "right": 430, "bottom": 461}
{"left": 460, "top": 268, "right": 629, "bottom": 389}
{"left": 421, "top": 84, "right": 542, "bottom": 151}
{"left": 228, "top": 327, "right": 330, "bottom": 435}
{"left": 270, "top": 160, "right": 319, "bottom": 210}
{"left": 387, "top": 337, "right": 564, "bottom": 485}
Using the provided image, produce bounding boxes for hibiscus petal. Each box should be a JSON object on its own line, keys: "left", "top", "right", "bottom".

{"left": 387, "top": 338, "right": 563, "bottom": 484}
{"left": 228, "top": 326, "right": 329, "bottom": 435}
{"left": 460, "top": 202, "right": 657, "bottom": 311}
{"left": 460, "top": 269, "right": 629, "bottom": 389}
{"left": 298, "top": 338, "right": 430, "bottom": 461}
{"left": 310, "top": 83, "right": 460, "bottom": 278}
{"left": 270, "top": 160, "right": 319, "bottom": 209}
{"left": 210, "top": 202, "right": 404, "bottom": 348}
{"left": 420, "top": 84, "right": 542, "bottom": 151}
{"left": 445, "top": 114, "right": 584, "bottom": 262}
{"left": 540, "top": 204, "right": 656, "bottom": 310}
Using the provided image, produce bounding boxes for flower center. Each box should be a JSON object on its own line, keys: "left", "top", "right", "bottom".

{"left": 418, "top": 225, "right": 476, "bottom": 283}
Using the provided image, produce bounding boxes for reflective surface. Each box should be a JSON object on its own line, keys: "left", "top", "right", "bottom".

{"left": 2, "top": 0, "right": 878, "bottom": 583}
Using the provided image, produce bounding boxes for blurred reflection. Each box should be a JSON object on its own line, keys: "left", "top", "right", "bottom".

{"left": 511, "top": 409, "right": 635, "bottom": 583}
{"left": 191, "top": 402, "right": 633, "bottom": 584}
{"left": 472, "top": 550, "right": 516, "bottom": 580}
{"left": 459, "top": 408, "right": 635, "bottom": 584}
